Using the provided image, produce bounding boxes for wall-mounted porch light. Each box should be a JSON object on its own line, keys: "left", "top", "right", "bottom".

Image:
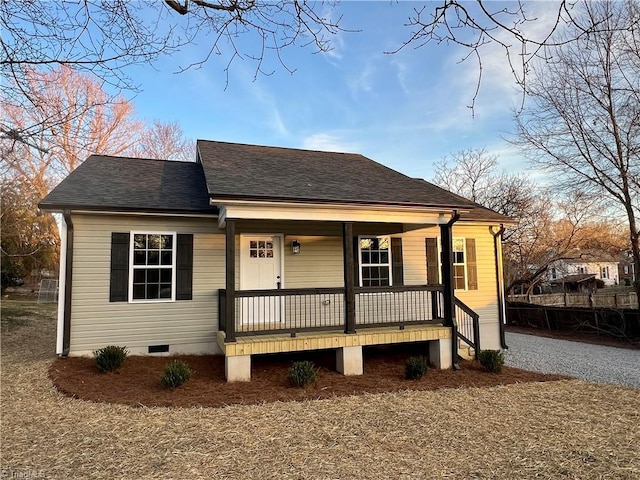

{"left": 291, "top": 240, "right": 301, "bottom": 255}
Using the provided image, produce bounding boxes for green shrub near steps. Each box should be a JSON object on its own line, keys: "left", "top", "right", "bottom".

{"left": 405, "top": 355, "right": 428, "bottom": 380}
{"left": 288, "top": 360, "right": 318, "bottom": 387}
{"left": 161, "top": 359, "right": 194, "bottom": 388}
{"left": 478, "top": 349, "right": 505, "bottom": 373}
{"left": 93, "top": 345, "right": 128, "bottom": 372}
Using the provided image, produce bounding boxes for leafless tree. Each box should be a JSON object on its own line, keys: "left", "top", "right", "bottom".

{"left": 2, "top": 1, "right": 622, "bottom": 145}
{"left": 135, "top": 121, "right": 196, "bottom": 163}
{"left": 1, "top": 67, "right": 143, "bottom": 198}
{"left": 0, "top": 1, "right": 341, "bottom": 146}
{"left": 431, "top": 148, "right": 623, "bottom": 292}
{"left": 514, "top": 0, "right": 640, "bottom": 299}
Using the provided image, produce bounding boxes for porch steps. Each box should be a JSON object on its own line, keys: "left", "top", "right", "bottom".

{"left": 457, "top": 344, "right": 476, "bottom": 361}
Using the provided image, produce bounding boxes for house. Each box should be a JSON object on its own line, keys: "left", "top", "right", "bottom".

{"left": 618, "top": 255, "right": 636, "bottom": 286}
{"left": 547, "top": 253, "right": 620, "bottom": 290}
{"left": 39, "top": 140, "right": 513, "bottom": 381}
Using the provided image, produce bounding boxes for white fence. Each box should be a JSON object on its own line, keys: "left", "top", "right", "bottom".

{"left": 508, "top": 292, "right": 638, "bottom": 309}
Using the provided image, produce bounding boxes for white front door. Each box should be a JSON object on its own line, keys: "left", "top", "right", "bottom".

{"left": 240, "top": 235, "right": 283, "bottom": 324}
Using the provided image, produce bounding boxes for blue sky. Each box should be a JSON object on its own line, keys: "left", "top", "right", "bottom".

{"left": 127, "top": 2, "right": 539, "bottom": 181}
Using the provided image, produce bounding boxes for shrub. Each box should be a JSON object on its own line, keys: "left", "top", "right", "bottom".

{"left": 94, "top": 345, "right": 128, "bottom": 372}
{"left": 161, "top": 359, "right": 194, "bottom": 388}
{"left": 288, "top": 360, "right": 318, "bottom": 387}
{"left": 405, "top": 356, "right": 428, "bottom": 380}
{"left": 478, "top": 349, "right": 505, "bottom": 373}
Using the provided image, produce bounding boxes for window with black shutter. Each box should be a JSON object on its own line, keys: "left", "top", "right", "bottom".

{"left": 109, "top": 231, "right": 193, "bottom": 302}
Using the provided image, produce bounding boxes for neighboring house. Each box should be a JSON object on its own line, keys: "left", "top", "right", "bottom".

{"left": 40, "top": 140, "right": 513, "bottom": 381}
{"left": 618, "top": 256, "right": 636, "bottom": 286}
{"left": 547, "top": 253, "right": 620, "bottom": 289}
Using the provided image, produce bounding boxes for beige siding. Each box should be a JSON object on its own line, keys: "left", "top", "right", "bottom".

{"left": 399, "top": 224, "right": 501, "bottom": 350}
{"left": 70, "top": 214, "right": 224, "bottom": 355}
{"left": 283, "top": 235, "right": 343, "bottom": 288}
{"left": 69, "top": 215, "right": 503, "bottom": 354}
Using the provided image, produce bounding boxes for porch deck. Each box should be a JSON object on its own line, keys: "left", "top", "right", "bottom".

{"left": 216, "top": 323, "right": 452, "bottom": 357}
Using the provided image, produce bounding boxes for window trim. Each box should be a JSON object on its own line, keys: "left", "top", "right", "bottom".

{"left": 358, "top": 235, "right": 393, "bottom": 287}
{"left": 436, "top": 237, "right": 469, "bottom": 291}
{"left": 128, "top": 231, "right": 177, "bottom": 303}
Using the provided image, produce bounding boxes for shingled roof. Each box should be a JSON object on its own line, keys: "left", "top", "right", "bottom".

{"left": 197, "top": 140, "right": 511, "bottom": 223}
{"left": 39, "top": 155, "right": 216, "bottom": 214}
{"left": 40, "top": 141, "right": 512, "bottom": 224}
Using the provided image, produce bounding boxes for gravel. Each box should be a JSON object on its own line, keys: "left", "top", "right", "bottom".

{"left": 504, "top": 332, "right": 640, "bottom": 388}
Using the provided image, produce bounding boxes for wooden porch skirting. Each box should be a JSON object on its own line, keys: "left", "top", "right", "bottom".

{"left": 217, "top": 324, "right": 452, "bottom": 357}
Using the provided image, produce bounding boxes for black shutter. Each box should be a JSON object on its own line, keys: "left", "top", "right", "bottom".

{"left": 391, "top": 237, "right": 404, "bottom": 286}
{"left": 425, "top": 237, "right": 439, "bottom": 285}
{"left": 176, "top": 234, "right": 194, "bottom": 300}
{"left": 110, "top": 233, "right": 130, "bottom": 302}
{"left": 466, "top": 238, "right": 478, "bottom": 290}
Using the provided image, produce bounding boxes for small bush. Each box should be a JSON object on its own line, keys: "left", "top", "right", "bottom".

{"left": 288, "top": 360, "right": 318, "bottom": 387}
{"left": 94, "top": 345, "right": 128, "bottom": 372}
{"left": 478, "top": 349, "right": 505, "bottom": 373}
{"left": 161, "top": 360, "right": 194, "bottom": 388}
{"left": 405, "top": 356, "right": 428, "bottom": 380}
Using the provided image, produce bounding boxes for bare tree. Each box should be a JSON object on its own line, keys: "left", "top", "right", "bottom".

{"left": 0, "top": 1, "right": 341, "bottom": 145}
{"left": 514, "top": 0, "right": 640, "bottom": 299}
{"left": 135, "top": 121, "right": 195, "bottom": 163}
{"left": 1, "top": 66, "right": 143, "bottom": 197}
{"left": 431, "top": 148, "right": 623, "bottom": 292}
{"left": 2, "top": 1, "right": 624, "bottom": 144}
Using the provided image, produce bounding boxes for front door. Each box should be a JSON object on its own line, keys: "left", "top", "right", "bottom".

{"left": 240, "top": 235, "right": 283, "bottom": 324}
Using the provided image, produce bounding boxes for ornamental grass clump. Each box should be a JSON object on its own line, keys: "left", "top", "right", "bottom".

{"left": 161, "top": 360, "right": 194, "bottom": 388}
{"left": 405, "top": 355, "right": 428, "bottom": 380}
{"left": 288, "top": 360, "right": 318, "bottom": 387}
{"left": 93, "top": 345, "right": 128, "bottom": 372}
{"left": 478, "top": 349, "right": 505, "bottom": 373}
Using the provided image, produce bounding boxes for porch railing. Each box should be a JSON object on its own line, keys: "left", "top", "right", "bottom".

{"left": 454, "top": 297, "right": 480, "bottom": 359}
{"left": 219, "top": 285, "right": 445, "bottom": 338}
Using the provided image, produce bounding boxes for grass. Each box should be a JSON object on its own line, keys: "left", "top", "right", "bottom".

{"left": 2, "top": 298, "right": 640, "bottom": 479}
{"left": 1, "top": 297, "right": 57, "bottom": 333}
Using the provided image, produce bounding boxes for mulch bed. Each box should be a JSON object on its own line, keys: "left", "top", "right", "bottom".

{"left": 49, "top": 344, "right": 568, "bottom": 408}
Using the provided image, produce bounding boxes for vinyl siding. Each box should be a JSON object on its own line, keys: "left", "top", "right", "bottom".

{"left": 69, "top": 214, "right": 224, "bottom": 355}
{"left": 400, "top": 224, "right": 501, "bottom": 350}
{"left": 69, "top": 215, "right": 503, "bottom": 353}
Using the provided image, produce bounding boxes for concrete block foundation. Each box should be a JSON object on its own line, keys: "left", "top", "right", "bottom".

{"left": 336, "top": 345, "right": 363, "bottom": 375}
{"left": 225, "top": 354, "right": 251, "bottom": 382}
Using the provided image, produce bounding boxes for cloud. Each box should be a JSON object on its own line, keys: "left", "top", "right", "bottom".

{"left": 301, "top": 133, "right": 360, "bottom": 153}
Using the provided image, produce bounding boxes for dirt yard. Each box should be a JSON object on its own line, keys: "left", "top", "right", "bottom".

{"left": 2, "top": 297, "right": 640, "bottom": 479}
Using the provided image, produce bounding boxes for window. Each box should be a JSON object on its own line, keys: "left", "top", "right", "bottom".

{"left": 109, "top": 232, "right": 193, "bottom": 303}
{"left": 359, "top": 236, "right": 391, "bottom": 286}
{"left": 452, "top": 238, "right": 466, "bottom": 289}
{"left": 130, "top": 233, "right": 176, "bottom": 301}
{"left": 601, "top": 266, "right": 608, "bottom": 279}
{"left": 579, "top": 267, "right": 585, "bottom": 274}
{"left": 624, "top": 265, "right": 630, "bottom": 275}
{"left": 551, "top": 268, "right": 557, "bottom": 280}
{"left": 425, "top": 237, "right": 477, "bottom": 290}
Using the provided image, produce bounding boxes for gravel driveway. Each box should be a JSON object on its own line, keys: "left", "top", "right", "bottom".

{"left": 504, "top": 332, "right": 640, "bottom": 388}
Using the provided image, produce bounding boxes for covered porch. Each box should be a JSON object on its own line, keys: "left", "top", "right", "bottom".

{"left": 216, "top": 204, "right": 480, "bottom": 381}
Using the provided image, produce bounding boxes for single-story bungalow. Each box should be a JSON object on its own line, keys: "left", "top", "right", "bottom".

{"left": 40, "top": 140, "right": 513, "bottom": 381}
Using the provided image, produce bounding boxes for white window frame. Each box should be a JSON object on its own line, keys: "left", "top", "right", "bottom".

{"left": 129, "top": 231, "right": 177, "bottom": 303}
{"left": 437, "top": 237, "right": 469, "bottom": 291}
{"left": 601, "top": 266, "right": 608, "bottom": 279}
{"left": 358, "top": 235, "right": 393, "bottom": 287}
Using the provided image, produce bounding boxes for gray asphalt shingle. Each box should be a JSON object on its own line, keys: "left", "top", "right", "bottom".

{"left": 39, "top": 155, "right": 215, "bottom": 213}
{"left": 40, "top": 141, "right": 512, "bottom": 224}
